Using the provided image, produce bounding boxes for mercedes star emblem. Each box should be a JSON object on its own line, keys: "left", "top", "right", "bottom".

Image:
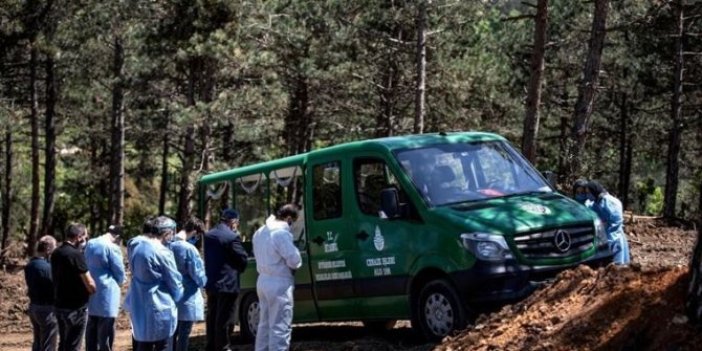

{"left": 553, "top": 230, "right": 572, "bottom": 253}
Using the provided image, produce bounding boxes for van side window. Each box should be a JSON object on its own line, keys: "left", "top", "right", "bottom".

{"left": 235, "top": 173, "right": 268, "bottom": 240}
{"left": 353, "top": 159, "right": 403, "bottom": 217}
{"left": 270, "top": 166, "right": 305, "bottom": 241}
{"left": 354, "top": 160, "right": 386, "bottom": 216}
{"left": 312, "top": 162, "right": 342, "bottom": 220}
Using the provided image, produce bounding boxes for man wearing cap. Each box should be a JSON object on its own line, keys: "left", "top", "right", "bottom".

{"left": 204, "top": 209, "right": 248, "bottom": 351}
{"left": 84, "top": 225, "right": 126, "bottom": 351}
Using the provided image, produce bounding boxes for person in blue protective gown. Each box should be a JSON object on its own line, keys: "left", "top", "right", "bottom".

{"left": 124, "top": 216, "right": 183, "bottom": 351}
{"left": 586, "top": 181, "right": 631, "bottom": 265}
{"left": 252, "top": 204, "right": 302, "bottom": 351}
{"left": 84, "top": 225, "right": 125, "bottom": 351}
{"left": 128, "top": 218, "right": 155, "bottom": 262}
{"left": 168, "top": 217, "right": 207, "bottom": 351}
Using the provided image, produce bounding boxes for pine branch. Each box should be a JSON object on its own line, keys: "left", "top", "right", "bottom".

{"left": 501, "top": 14, "right": 535, "bottom": 22}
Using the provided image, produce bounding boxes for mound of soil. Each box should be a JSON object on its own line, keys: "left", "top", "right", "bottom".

{"left": 438, "top": 219, "right": 702, "bottom": 351}
{"left": 0, "top": 263, "right": 31, "bottom": 333}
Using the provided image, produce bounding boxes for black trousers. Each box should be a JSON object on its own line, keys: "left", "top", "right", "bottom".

{"left": 133, "top": 339, "right": 167, "bottom": 351}
{"left": 206, "top": 290, "right": 238, "bottom": 351}
{"left": 28, "top": 304, "right": 58, "bottom": 351}
{"left": 85, "top": 315, "right": 115, "bottom": 351}
{"left": 55, "top": 307, "right": 88, "bottom": 351}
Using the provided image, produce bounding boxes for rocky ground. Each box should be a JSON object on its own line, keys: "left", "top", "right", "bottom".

{"left": 0, "top": 218, "right": 699, "bottom": 350}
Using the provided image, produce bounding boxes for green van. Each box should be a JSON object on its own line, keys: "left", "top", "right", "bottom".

{"left": 197, "top": 131, "right": 613, "bottom": 341}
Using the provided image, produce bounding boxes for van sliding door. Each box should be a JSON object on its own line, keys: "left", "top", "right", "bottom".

{"left": 305, "top": 158, "right": 363, "bottom": 320}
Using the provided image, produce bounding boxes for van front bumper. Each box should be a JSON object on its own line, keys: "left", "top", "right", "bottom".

{"left": 450, "top": 247, "right": 614, "bottom": 308}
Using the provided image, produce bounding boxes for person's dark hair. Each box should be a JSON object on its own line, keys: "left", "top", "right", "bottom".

{"left": 220, "top": 208, "right": 239, "bottom": 222}
{"left": 275, "top": 203, "right": 299, "bottom": 220}
{"left": 142, "top": 217, "right": 156, "bottom": 235}
{"left": 586, "top": 180, "right": 606, "bottom": 198}
{"left": 572, "top": 178, "right": 589, "bottom": 195}
{"left": 65, "top": 223, "right": 86, "bottom": 240}
{"left": 153, "top": 216, "right": 177, "bottom": 237}
{"left": 36, "top": 235, "right": 57, "bottom": 254}
{"left": 184, "top": 216, "right": 205, "bottom": 234}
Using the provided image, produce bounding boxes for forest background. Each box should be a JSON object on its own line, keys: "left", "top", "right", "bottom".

{"left": 1, "top": 0, "right": 701, "bottom": 258}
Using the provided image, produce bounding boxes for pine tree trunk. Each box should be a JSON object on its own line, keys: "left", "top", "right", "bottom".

{"left": 618, "top": 92, "right": 630, "bottom": 208}
{"left": 521, "top": 0, "right": 548, "bottom": 164}
{"left": 687, "top": 180, "right": 702, "bottom": 323}
{"left": 664, "top": 0, "right": 684, "bottom": 219}
{"left": 557, "top": 115, "right": 568, "bottom": 184}
{"left": 159, "top": 115, "right": 170, "bottom": 216}
{"left": 28, "top": 44, "right": 40, "bottom": 257}
{"left": 284, "top": 73, "right": 310, "bottom": 156}
{"left": 414, "top": 0, "right": 428, "bottom": 135}
{"left": 109, "top": 35, "right": 125, "bottom": 225}
{"left": 41, "top": 52, "right": 56, "bottom": 237}
{"left": 1, "top": 128, "right": 12, "bottom": 260}
{"left": 176, "top": 125, "right": 195, "bottom": 224}
{"left": 566, "top": 0, "right": 609, "bottom": 182}
{"left": 86, "top": 113, "right": 101, "bottom": 232}
{"left": 376, "top": 60, "right": 398, "bottom": 138}
{"left": 221, "top": 121, "right": 233, "bottom": 163}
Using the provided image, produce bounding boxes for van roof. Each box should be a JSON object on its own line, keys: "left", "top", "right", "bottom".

{"left": 199, "top": 131, "right": 504, "bottom": 185}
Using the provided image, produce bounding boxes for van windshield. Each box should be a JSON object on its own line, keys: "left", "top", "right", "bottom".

{"left": 395, "top": 141, "right": 552, "bottom": 206}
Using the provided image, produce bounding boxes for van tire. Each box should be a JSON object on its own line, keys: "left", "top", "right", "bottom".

{"left": 239, "top": 293, "right": 260, "bottom": 342}
{"left": 362, "top": 319, "right": 397, "bottom": 331}
{"left": 413, "top": 279, "right": 468, "bottom": 341}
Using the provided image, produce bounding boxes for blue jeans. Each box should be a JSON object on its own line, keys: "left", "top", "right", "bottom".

{"left": 169, "top": 321, "right": 193, "bottom": 351}
{"left": 55, "top": 307, "right": 87, "bottom": 351}
{"left": 28, "top": 304, "right": 58, "bottom": 351}
{"left": 85, "top": 315, "right": 115, "bottom": 351}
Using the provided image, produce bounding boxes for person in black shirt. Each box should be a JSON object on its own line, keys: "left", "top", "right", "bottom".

{"left": 204, "top": 209, "right": 248, "bottom": 351}
{"left": 51, "top": 223, "right": 96, "bottom": 351}
{"left": 25, "top": 235, "right": 59, "bottom": 351}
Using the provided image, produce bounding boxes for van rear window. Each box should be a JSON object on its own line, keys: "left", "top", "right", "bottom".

{"left": 312, "top": 162, "right": 342, "bottom": 220}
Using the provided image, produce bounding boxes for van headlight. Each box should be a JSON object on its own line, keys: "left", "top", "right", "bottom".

{"left": 460, "top": 233, "right": 513, "bottom": 262}
{"left": 594, "top": 218, "right": 608, "bottom": 247}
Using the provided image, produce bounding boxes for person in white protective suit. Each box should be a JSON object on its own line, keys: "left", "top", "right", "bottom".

{"left": 252, "top": 204, "right": 303, "bottom": 351}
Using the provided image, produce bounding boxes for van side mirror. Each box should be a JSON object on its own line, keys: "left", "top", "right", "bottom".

{"left": 542, "top": 171, "right": 558, "bottom": 188}
{"left": 380, "top": 188, "right": 400, "bottom": 219}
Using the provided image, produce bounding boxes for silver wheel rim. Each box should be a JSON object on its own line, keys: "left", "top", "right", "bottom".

{"left": 424, "top": 292, "right": 454, "bottom": 337}
{"left": 247, "top": 300, "right": 260, "bottom": 336}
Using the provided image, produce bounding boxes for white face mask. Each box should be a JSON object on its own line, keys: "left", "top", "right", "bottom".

{"left": 78, "top": 240, "right": 87, "bottom": 250}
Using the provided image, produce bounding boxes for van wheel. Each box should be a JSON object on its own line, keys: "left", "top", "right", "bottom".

{"left": 362, "top": 319, "right": 397, "bottom": 331}
{"left": 239, "top": 293, "right": 260, "bottom": 342}
{"left": 413, "top": 279, "right": 468, "bottom": 341}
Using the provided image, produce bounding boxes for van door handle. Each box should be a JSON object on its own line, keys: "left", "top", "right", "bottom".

{"left": 356, "top": 231, "right": 369, "bottom": 240}
{"left": 312, "top": 236, "right": 325, "bottom": 246}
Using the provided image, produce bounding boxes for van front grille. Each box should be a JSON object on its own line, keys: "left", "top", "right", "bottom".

{"left": 513, "top": 226, "right": 595, "bottom": 260}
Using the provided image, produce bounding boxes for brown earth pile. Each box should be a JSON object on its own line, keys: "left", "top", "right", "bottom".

{"left": 437, "top": 218, "right": 701, "bottom": 351}
{"left": 0, "top": 263, "right": 31, "bottom": 333}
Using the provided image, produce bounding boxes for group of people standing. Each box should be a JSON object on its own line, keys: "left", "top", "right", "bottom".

{"left": 24, "top": 203, "right": 302, "bottom": 351}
